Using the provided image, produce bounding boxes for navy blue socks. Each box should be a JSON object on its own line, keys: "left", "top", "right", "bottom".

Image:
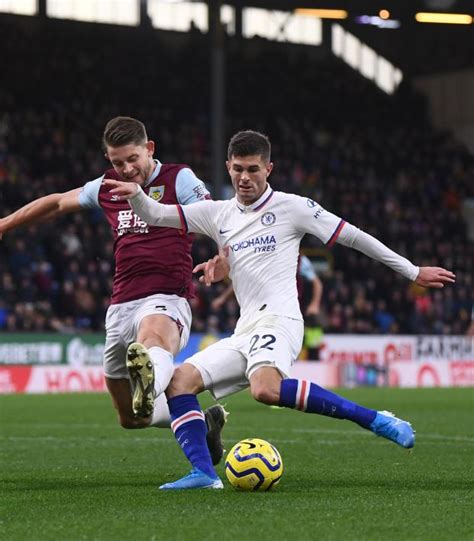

{"left": 279, "top": 379, "right": 377, "bottom": 428}
{"left": 168, "top": 394, "right": 217, "bottom": 478}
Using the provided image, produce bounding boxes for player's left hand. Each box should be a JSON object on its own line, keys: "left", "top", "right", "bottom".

{"left": 103, "top": 179, "right": 140, "bottom": 199}
{"left": 415, "top": 266, "right": 456, "bottom": 288}
{"left": 194, "top": 249, "right": 230, "bottom": 286}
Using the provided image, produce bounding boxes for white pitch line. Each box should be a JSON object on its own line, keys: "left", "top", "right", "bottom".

{"left": 0, "top": 435, "right": 175, "bottom": 444}
{"left": 2, "top": 426, "right": 473, "bottom": 445}
{"left": 224, "top": 426, "right": 474, "bottom": 443}
{"left": 290, "top": 426, "right": 474, "bottom": 442}
{"left": 1, "top": 435, "right": 471, "bottom": 448}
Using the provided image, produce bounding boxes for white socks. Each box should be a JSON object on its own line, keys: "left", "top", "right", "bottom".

{"left": 147, "top": 345, "right": 174, "bottom": 428}
{"left": 149, "top": 392, "right": 171, "bottom": 428}
{"left": 148, "top": 346, "right": 174, "bottom": 396}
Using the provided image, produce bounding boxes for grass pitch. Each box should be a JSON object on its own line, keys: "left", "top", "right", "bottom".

{"left": 1, "top": 388, "right": 473, "bottom": 540}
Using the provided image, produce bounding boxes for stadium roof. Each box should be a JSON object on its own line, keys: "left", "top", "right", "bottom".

{"left": 1, "top": 0, "right": 472, "bottom": 76}
{"left": 229, "top": 0, "right": 474, "bottom": 75}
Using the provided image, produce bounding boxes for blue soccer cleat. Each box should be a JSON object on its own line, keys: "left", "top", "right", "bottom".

{"left": 159, "top": 469, "right": 224, "bottom": 490}
{"left": 370, "top": 410, "right": 415, "bottom": 449}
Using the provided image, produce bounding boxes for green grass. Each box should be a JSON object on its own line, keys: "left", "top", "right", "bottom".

{"left": 1, "top": 388, "right": 473, "bottom": 540}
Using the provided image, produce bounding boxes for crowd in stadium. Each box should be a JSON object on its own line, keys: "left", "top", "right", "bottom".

{"left": 0, "top": 16, "right": 472, "bottom": 336}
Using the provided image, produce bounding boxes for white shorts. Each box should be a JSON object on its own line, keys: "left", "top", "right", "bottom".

{"left": 186, "top": 315, "right": 304, "bottom": 400}
{"left": 104, "top": 293, "right": 192, "bottom": 379}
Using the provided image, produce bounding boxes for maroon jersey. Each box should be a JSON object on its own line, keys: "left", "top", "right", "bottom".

{"left": 99, "top": 165, "right": 195, "bottom": 304}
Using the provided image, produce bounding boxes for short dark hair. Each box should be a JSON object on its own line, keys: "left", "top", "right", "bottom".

{"left": 102, "top": 116, "right": 147, "bottom": 151}
{"left": 227, "top": 130, "right": 271, "bottom": 162}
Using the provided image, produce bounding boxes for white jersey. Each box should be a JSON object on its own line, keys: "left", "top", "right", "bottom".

{"left": 129, "top": 182, "right": 419, "bottom": 333}
{"left": 180, "top": 185, "right": 342, "bottom": 332}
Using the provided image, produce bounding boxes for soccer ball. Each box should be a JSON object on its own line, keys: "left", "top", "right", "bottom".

{"left": 225, "top": 438, "right": 283, "bottom": 491}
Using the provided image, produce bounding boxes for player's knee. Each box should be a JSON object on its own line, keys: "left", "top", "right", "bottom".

{"left": 250, "top": 369, "right": 281, "bottom": 405}
{"left": 166, "top": 365, "right": 203, "bottom": 398}
{"left": 250, "top": 384, "right": 279, "bottom": 406}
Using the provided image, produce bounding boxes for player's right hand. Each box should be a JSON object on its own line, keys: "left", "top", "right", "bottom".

{"left": 103, "top": 179, "right": 140, "bottom": 200}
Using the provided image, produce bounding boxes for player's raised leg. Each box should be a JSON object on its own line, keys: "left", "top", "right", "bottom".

{"left": 127, "top": 312, "right": 229, "bottom": 464}
{"left": 103, "top": 332, "right": 153, "bottom": 428}
{"left": 106, "top": 377, "right": 152, "bottom": 428}
{"left": 250, "top": 367, "right": 415, "bottom": 449}
{"left": 127, "top": 312, "right": 180, "bottom": 417}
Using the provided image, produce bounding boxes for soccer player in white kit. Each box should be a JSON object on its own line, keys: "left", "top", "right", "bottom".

{"left": 105, "top": 130, "right": 456, "bottom": 490}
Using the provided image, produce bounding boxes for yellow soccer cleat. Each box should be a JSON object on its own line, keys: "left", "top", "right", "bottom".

{"left": 126, "top": 342, "right": 156, "bottom": 417}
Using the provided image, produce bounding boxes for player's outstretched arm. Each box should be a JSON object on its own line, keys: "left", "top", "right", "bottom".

{"left": 337, "top": 224, "right": 455, "bottom": 288}
{"left": 104, "top": 179, "right": 182, "bottom": 229}
{"left": 0, "top": 188, "right": 82, "bottom": 239}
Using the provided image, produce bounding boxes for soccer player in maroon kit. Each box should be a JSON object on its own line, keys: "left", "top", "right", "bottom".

{"left": 0, "top": 117, "right": 226, "bottom": 463}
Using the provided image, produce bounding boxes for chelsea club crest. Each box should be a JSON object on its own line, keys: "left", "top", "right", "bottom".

{"left": 261, "top": 212, "right": 276, "bottom": 226}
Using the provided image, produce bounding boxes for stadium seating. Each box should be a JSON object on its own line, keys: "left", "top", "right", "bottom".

{"left": 0, "top": 15, "right": 472, "bottom": 334}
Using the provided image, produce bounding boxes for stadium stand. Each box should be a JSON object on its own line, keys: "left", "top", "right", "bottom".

{"left": 0, "top": 15, "right": 472, "bottom": 335}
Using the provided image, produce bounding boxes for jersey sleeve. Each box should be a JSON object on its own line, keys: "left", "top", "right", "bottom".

{"left": 337, "top": 223, "right": 419, "bottom": 280}
{"left": 179, "top": 200, "right": 220, "bottom": 240}
{"left": 286, "top": 194, "right": 345, "bottom": 246}
{"left": 176, "top": 168, "right": 211, "bottom": 205}
{"left": 78, "top": 176, "right": 103, "bottom": 209}
{"left": 298, "top": 255, "right": 317, "bottom": 280}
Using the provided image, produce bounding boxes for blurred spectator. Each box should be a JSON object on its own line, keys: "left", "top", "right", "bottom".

{"left": 0, "top": 15, "right": 472, "bottom": 335}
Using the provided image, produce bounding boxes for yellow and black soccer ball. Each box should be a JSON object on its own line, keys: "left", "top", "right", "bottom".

{"left": 225, "top": 438, "right": 283, "bottom": 491}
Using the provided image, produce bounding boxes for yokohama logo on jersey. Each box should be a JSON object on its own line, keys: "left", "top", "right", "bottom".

{"left": 229, "top": 234, "right": 276, "bottom": 253}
